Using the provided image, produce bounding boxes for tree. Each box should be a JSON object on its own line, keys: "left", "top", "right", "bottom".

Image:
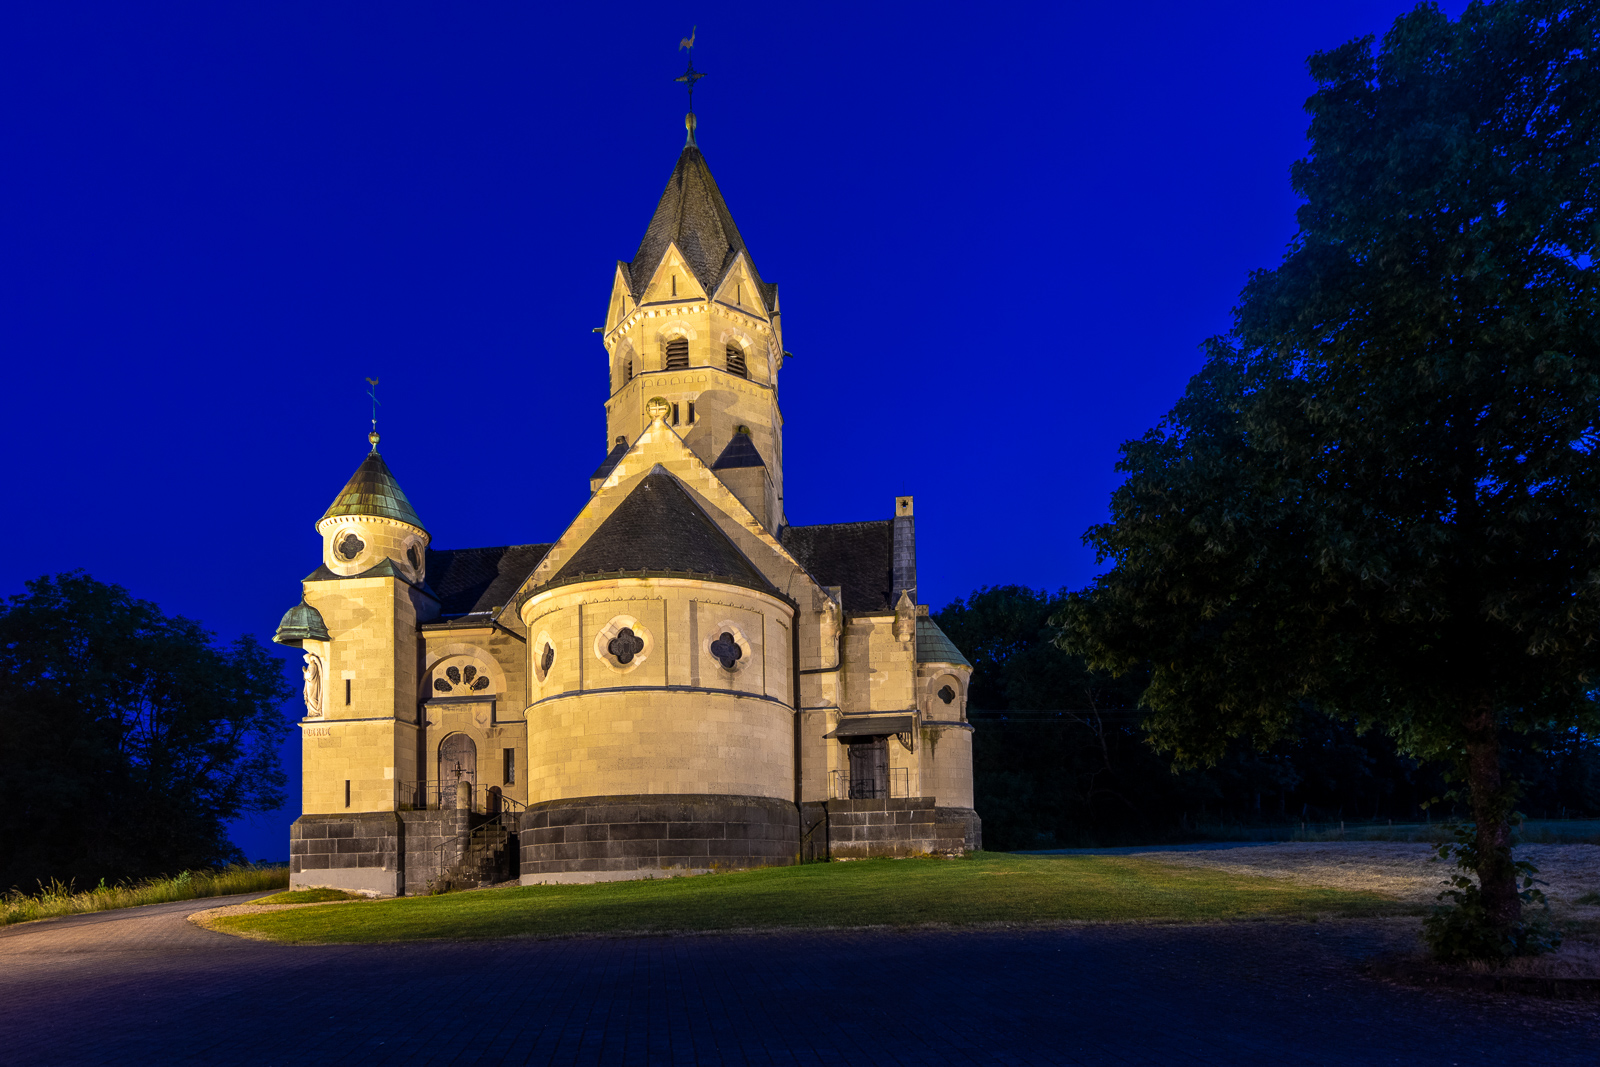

{"left": 0, "top": 573, "right": 292, "bottom": 890}
{"left": 1057, "top": 0, "right": 1599, "bottom": 952}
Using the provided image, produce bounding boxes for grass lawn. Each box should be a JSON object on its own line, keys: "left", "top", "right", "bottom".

{"left": 252, "top": 887, "right": 363, "bottom": 905}
{"left": 211, "top": 852, "right": 1414, "bottom": 945}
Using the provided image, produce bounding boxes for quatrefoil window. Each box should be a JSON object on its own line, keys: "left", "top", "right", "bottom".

{"left": 540, "top": 644, "right": 555, "bottom": 674}
{"left": 433, "top": 662, "right": 490, "bottom": 694}
{"left": 337, "top": 533, "right": 365, "bottom": 561}
{"left": 938, "top": 684, "right": 956, "bottom": 705}
{"left": 406, "top": 544, "right": 421, "bottom": 571}
{"left": 710, "top": 632, "right": 742, "bottom": 671}
{"left": 608, "top": 628, "right": 645, "bottom": 665}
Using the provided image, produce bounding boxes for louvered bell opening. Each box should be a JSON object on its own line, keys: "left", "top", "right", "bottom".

{"left": 665, "top": 338, "right": 690, "bottom": 370}
{"left": 726, "top": 344, "right": 748, "bottom": 378}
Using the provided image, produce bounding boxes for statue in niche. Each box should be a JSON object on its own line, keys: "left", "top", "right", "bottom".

{"left": 302, "top": 653, "right": 324, "bottom": 718}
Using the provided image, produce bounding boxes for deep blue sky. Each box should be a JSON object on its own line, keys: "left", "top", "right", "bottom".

{"left": 0, "top": 2, "right": 1466, "bottom": 861}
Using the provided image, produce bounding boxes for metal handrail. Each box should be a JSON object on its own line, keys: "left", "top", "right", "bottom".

{"left": 396, "top": 780, "right": 528, "bottom": 814}
{"left": 829, "top": 767, "right": 911, "bottom": 800}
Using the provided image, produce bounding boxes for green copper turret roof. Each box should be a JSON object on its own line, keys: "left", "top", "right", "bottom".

{"left": 273, "top": 597, "right": 330, "bottom": 648}
{"left": 916, "top": 617, "right": 972, "bottom": 669}
{"left": 320, "top": 451, "right": 425, "bottom": 530}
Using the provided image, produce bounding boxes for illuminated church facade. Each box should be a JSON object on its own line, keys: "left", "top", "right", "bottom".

{"left": 274, "top": 112, "right": 978, "bottom": 895}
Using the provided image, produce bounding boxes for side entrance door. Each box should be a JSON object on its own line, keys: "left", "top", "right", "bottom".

{"left": 846, "top": 736, "right": 889, "bottom": 799}
{"left": 438, "top": 733, "right": 477, "bottom": 809}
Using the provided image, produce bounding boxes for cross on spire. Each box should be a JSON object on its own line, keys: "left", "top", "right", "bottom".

{"left": 675, "top": 26, "right": 706, "bottom": 114}
{"left": 365, "top": 376, "right": 381, "bottom": 450}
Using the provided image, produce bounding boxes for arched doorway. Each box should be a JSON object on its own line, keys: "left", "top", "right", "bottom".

{"left": 438, "top": 733, "right": 477, "bottom": 809}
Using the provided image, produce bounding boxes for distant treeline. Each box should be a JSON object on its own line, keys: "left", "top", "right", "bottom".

{"left": 934, "top": 586, "right": 1600, "bottom": 852}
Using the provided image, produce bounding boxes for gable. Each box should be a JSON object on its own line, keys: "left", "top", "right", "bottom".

{"left": 605, "top": 266, "right": 634, "bottom": 333}
{"left": 501, "top": 416, "right": 829, "bottom": 618}
{"left": 640, "top": 244, "right": 707, "bottom": 305}
{"left": 713, "top": 254, "right": 768, "bottom": 318}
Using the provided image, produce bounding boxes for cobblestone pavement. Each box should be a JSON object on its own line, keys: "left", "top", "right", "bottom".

{"left": 1, "top": 894, "right": 1595, "bottom": 1065}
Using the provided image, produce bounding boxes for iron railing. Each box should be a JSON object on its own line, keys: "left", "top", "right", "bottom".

{"left": 396, "top": 780, "right": 527, "bottom": 814}
{"left": 829, "top": 767, "right": 910, "bottom": 801}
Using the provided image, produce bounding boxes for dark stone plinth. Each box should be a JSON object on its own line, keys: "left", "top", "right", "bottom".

{"left": 289, "top": 813, "right": 403, "bottom": 896}
{"left": 519, "top": 794, "right": 798, "bottom": 882}
{"left": 822, "top": 797, "right": 972, "bottom": 859}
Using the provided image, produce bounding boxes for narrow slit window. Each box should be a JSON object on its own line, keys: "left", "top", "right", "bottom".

{"left": 726, "top": 344, "right": 747, "bottom": 378}
{"left": 736, "top": 283, "right": 742, "bottom": 305}
{"left": 344, "top": 679, "right": 351, "bottom": 705}
{"left": 671, "top": 402, "right": 680, "bottom": 425}
{"left": 687, "top": 401, "right": 695, "bottom": 423}
{"left": 344, "top": 780, "right": 351, "bottom": 807}
{"left": 665, "top": 338, "right": 689, "bottom": 370}
{"left": 503, "top": 748, "right": 516, "bottom": 786}
{"left": 671, "top": 274, "right": 677, "bottom": 297}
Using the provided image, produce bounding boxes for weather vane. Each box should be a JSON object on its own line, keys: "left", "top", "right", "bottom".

{"left": 365, "top": 377, "right": 381, "bottom": 450}
{"left": 675, "top": 26, "right": 706, "bottom": 111}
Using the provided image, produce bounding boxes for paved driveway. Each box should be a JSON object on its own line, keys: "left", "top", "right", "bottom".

{"left": 1, "top": 895, "right": 1594, "bottom": 1065}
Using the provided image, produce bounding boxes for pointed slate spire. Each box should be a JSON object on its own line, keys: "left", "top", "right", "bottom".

{"left": 628, "top": 138, "right": 776, "bottom": 310}
{"left": 320, "top": 451, "right": 426, "bottom": 530}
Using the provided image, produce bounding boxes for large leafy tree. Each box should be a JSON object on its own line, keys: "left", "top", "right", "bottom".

{"left": 1058, "top": 0, "right": 1599, "bottom": 942}
{"left": 0, "top": 573, "right": 292, "bottom": 890}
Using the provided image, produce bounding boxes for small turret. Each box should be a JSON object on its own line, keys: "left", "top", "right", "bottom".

{"left": 316, "top": 434, "right": 430, "bottom": 583}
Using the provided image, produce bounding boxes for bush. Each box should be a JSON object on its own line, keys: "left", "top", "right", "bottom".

{"left": 1420, "top": 822, "right": 1559, "bottom": 962}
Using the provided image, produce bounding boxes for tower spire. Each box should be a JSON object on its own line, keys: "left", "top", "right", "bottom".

{"left": 675, "top": 27, "right": 706, "bottom": 146}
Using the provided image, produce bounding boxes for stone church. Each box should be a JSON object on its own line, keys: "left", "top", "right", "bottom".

{"left": 274, "top": 111, "right": 978, "bottom": 896}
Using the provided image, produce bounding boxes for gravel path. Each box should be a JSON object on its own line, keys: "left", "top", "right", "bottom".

{"left": 1124, "top": 842, "right": 1600, "bottom": 906}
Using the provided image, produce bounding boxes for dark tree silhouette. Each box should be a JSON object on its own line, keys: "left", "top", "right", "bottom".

{"left": 0, "top": 573, "right": 292, "bottom": 890}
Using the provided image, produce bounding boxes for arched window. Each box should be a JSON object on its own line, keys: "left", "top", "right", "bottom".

{"left": 665, "top": 338, "right": 689, "bottom": 369}
{"left": 726, "top": 344, "right": 747, "bottom": 378}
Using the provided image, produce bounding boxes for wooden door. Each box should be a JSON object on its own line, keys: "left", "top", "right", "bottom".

{"left": 847, "top": 737, "right": 888, "bottom": 799}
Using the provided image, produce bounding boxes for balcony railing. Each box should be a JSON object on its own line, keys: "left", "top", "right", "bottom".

{"left": 396, "top": 781, "right": 525, "bottom": 814}
{"left": 829, "top": 767, "right": 910, "bottom": 801}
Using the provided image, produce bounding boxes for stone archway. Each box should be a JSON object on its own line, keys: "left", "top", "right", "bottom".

{"left": 438, "top": 733, "right": 477, "bottom": 809}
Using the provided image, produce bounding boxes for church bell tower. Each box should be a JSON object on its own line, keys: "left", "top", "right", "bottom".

{"left": 597, "top": 112, "right": 787, "bottom": 531}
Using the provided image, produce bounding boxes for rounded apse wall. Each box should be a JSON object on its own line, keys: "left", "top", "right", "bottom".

{"left": 519, "top": 577, "right": 796, "bottom": 805}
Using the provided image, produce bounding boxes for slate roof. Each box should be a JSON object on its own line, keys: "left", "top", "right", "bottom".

{"left": 320, "top": 451, "right": 425, "bottom": 529}
{"left": 711, "top": 433, "right": 765, "bottom": 470}
{"left": 547, "top": 468, "right": 773, "bottom": 592}
{"left": 916, "top": 617, "right": 973, "bottom": 668}
{"left": 628, "top": 145, "right": 777, "bottom": 311}
{"left": 426, "top": 544, "right": 552, "bottom": 616}
{"left": 591, "top": 437, "right": 629, "bottom": 483}
{"left": 780, "top": 520, "right": 894, "bottom": 613}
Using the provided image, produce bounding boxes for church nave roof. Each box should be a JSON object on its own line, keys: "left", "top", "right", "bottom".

{"left": 426, "top": 543, "right": 553, "bottom": 617}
